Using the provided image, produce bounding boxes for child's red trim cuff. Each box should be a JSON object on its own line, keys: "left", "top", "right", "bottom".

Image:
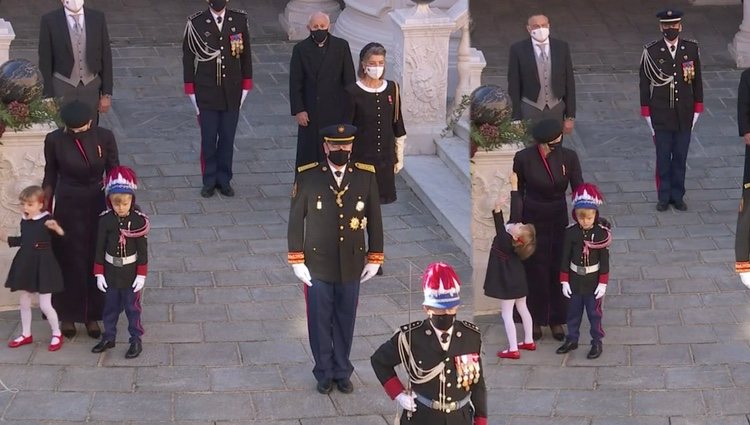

{"left": 474, "top": 417, "right": 488, "bottom": 425}
{"left": 598, "top": 272, "right": 609, "bottom": 285}
{"left": 184, "top": 83, "right": 195, "bottom": 95}
{"left": 242, "top": 79, "right": 253, "bottom": 91}
{"left": 383, "top": 376, "right": 405, "bottom": 400}
{"left": 694, "top": 102, "right": 704, "bottom": 113}
{"left": 93, "top": 263, "right": 104, "bottom": 275}
{"left": 136, "top": 264, "right": 148, "bottom": 276}
{"left": 559, "top": 272, "right": 569, "bottom": 283}
{"left": 641, "top": 106, "right": 650, "bottom": 117}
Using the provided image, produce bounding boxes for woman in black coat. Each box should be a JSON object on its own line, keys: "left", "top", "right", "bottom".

{"left": 512, "top": 119, "right": 583, "bottom": 341}
{"left": 42, "top": 101, "right": 119, "bottom": 338}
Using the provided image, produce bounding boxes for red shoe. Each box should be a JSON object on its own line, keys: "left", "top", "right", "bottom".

{"left": 8, "top": 335, "right": 33, "bottom": 348}
{"left": 497, "top": 349, "right": 520, "bottom": 359}
{"left": 518, "top": 342, "right": 537, "bottom": 351}
{"left": 48, "top": 334, "right": 63, "bottom": 352}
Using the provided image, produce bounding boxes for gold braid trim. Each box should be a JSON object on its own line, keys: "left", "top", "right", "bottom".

{"left": 736, "top": 261, "right": 750, "bottom": 273}
{"left": 367, "top": 252, "right": 384, "bottom": 264}
{"left": 288, "top": 252, "right": 305, "bottom": 264}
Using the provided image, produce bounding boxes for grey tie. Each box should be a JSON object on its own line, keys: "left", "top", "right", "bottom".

{"left": 72, "top": 14, "right": 82, "bottom": 33}
{"left": 538, "top": 44, "right": 548, "bottom": 62}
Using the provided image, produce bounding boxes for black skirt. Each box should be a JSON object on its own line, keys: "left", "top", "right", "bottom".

{"left": 5, "top": 217, "right": 64, "bottom": 294}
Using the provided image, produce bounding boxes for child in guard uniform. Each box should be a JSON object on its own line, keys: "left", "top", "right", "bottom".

{"left": 556, "top": 183, "right": 612, "bottom": 359}
{"left": 2, "top": 185, "right": 65, "bottom": 351}
{"left": 370, "top": 262, "right": 488, "bottom": 425}
{"left": 91, "top": 166, "right": 149, "bottom": 359}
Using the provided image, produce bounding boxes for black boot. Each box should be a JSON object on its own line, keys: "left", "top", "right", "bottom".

{"left": 555, "top": 340, "right": 578, "bottom": 354}
{"left": 91, "top": 339, "right": 115, "bottom": 353}
{"left": 125, "top": 341, "right": 142, "bottom": 359}
{"left": 587, "top": 343, "right": 603, "bottom": 359}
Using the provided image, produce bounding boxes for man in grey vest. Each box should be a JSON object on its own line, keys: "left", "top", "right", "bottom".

{"left": 39, "top": 0, "right": 113, "bottom": 123}
{"left": 508, "top": 14, "right": 576, "bottom": 133}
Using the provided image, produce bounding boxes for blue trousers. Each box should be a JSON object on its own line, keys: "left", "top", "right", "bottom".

{"left": 304, "top": 278, "right": 360, "bottom": 381}
{"left": 102, "top": 288, "right": 144, "bottom": 344}
{"left": 198, "top": 109, "right": 240, "bottom": 188}
{"left": 654, "top": 130, "right": 692, "bottom": 203}
{"left": 566, "top": 294, "right": 604, "bottom": 345}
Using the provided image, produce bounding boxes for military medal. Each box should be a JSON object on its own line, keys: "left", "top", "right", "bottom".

{"left": 349, "top": 217, "right": 360, "bottom": 230}
{"left": 229, "top": 33, "right": 244, "bottom": 58}
{"left": 682, "top": 60, "right": 695, "bottom": 84}
{"left": 359, "top": 217, "right": 367, "bottom": 229}
{"left": 355, "top": 201, "right": 365, "bottom": 211}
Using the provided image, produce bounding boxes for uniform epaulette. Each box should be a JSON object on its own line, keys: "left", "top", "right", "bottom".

{"left": 399, "top": 320, "right": 423, "bottom": 332}
{"left": 133, "top": 209, "right": 149, "bottom": 219}
{"left": 187, "top": 10, "right": 203, "bottom": 21}
{"left": 229, "top": 8, "right": 247, "bottom": 15}
{"left": 355, "top": 162, "right": 376, "bottom": 173}
{"left": 297, "top": 162, "right": 318, "bottom": 173}
{"left": 461, "top": 320, "right": 480, "bottom": 333}
{"left": 682, "top": 38, "right": 699, "bottom": 45}
{"left": 99, "top": 209, "right": 111, "bottom": 217}
{"left": 644, "top": 40, "right": 659, "bottom": 49}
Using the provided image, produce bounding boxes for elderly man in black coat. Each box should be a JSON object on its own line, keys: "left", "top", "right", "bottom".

{"left": 289, "top": 11, "right": 356, "bottom": 169}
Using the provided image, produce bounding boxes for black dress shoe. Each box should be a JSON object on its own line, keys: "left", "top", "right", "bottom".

{"left": 200, "top": 186, "right": 215, "bottom": 198}
{"left": 656, "top": 201, "right": 669, "bottom": 212}
{"left": 587, "top": 343, "right": 603, "bottom": 359}
{"left": 532, "top": 325, "right": 542, "bottom": 341}
{"left": 673, "top": 200, "right": 687, "bottom": 211}
{"left": 61, "top": 322, "right": 76, "bottom": 339}
{"left": 550, "top": 325, "right": 565, "bottom": 341}
{"left": 335, "top": 378, "right": 354, "bottom": 394}
{"left": 316, "top": 378, "right": 333, "bottom": 394}
{"left": 86, "top": 321, "right": 101, "bottom": 339}
{"left": 91, "top": 339, "right": 115, "bottom": 353}
{"left": 555, "top": 340, "right": 578, "bottom": 354}
{"left": 125, "top": 341, "right": 142, "bottom": 359}
{"left": 218, "top": 185, "right": 235, "bottom": 197}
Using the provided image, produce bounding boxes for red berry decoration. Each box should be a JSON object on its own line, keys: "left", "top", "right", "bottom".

{"left": 7, "top": 101, "right": 30, "bottom": 124}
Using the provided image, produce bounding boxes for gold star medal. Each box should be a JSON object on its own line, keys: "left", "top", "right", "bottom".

{"left": 359, "top": 217, "right": 367, "bottom": 229}
{"left": 349, "top": 217, "right": 360, "bottom": 230}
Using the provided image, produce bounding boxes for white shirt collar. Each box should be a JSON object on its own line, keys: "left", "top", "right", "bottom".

{"left": 532, "top": 38, "right": 549, "bottom": 48}
{"left": 22, "top": 211, "right": 50, "bottom": 221}
{"left": 356, "top": 79, "right": 388, "bottom": 93}
{"left": 211, "top": 9, "right": 226, "bottom": 21}
{"left": 327, "top": 160, "right": 346, "bottom": 186}
{"left": 430, "top": 323, "right": 454, "bottom": 350}
{"left": 64, "top": 7, "right": 84, "bottom": 27}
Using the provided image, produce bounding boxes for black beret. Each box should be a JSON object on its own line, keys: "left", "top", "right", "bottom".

{"left": 320, "top": 124, "right": 357, "bottom": 144}
{"left": 532, "top": 119, "right": 563, "bottom": 144}
{"left": 60, "top": 100, "right": 93, "bottom": 129}
{"left": 656, "top": 8, "right": 683, "bottom": 23}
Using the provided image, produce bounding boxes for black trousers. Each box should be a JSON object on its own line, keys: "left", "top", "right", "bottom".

{"left": 653, "top": 130, "right": 692, "bottom": 203}
{"left": 566, "top": 294, "right": 604, "bottom": 345}
{"left": 102, "top": 287, "right": 143, "bottom": 344}
{"left": 199, "top": 109, "right": 240, "bottom": 188}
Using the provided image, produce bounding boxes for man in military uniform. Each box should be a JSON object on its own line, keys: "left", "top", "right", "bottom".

{"left": 287, "top": 123, "right": 384, "bottom": 394}
{"left": 639, "top": 8, "right": 703, "bottom": 212}
{"left": 182, "top": 0, "right": 253, "bottom": 198}
{"left": 736, "top": 69, "right": 750, "bottom": 290}
{"left": 371, "top": 262, "right": 488, "bottom": 425}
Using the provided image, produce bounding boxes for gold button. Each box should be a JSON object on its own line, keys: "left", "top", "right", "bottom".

{"left": 339, "top": 226, "right": 344, "bottom": 230}
{"left": 447, "top": 397, "right": 452, "bottom": 401}
{"left": 447, "top": 383, "right": 451, "bottom": 387}
{"left": 446, "top": 369, "right": 451, "bottom": 374}
{"left": 340, "top": 237, "right": 344, "bottom": 241}
{"left": 445, "top": 358, "right": 450, "bottom": 362}
{"left": 339, "top": 214, "right": 344, "bottom": 218}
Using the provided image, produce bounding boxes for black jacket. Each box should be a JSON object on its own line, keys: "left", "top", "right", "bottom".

{"left": 182, "top": 9, "right": 253, "bottom": 111}
{"left": 287, "top": 162, "right": 384, "bottom": 283}
{"left": 484, "top": 191, "right": 528, "bottom": 300}
{"left": 738, "top": 69, "right": 750, "bottom": 137}
{"left": 559, "top": 222, "right": 610, "bottom": 295}
{"left": 93, "top": 210, "right": 148, "bottom": 289}
{"left": 507, "top": 37, "right": 576, "bottom": 120}
{"left": 38, "top": 7, "right": 113, "bottom": 97}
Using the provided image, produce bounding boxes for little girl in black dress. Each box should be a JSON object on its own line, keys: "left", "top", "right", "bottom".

{"left": 2, "top": 186, "right": 65, "bottom": 351}
{"left": 484, "top": 173, "right": 537, "bottom": 359}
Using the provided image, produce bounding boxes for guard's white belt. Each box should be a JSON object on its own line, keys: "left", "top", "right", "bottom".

{"left": 570, "top": 262, "right": 599, "bottom": 275}
{"left": 105, "top": 253, "right": 137, "bottom": 267}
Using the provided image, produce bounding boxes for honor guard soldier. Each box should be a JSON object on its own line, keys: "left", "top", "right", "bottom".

{"left": 371, "top": 263, "right": 488, "bottom": 425}
{"left": 287, "top": 124, "right": 384, "bottom": 395}
{"left": 639, "top": 8, "right": 703, "bottom": 212}
{"left": 182, "top": 0, "right": 253, "bottom": 198}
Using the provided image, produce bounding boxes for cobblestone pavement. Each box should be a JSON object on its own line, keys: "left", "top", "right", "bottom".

{"left": 0, "top": 0, "right": 747, "bottom": 423}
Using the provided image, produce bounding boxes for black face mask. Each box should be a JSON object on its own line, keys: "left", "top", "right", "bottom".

{"left": 547, "top": 135, "right": 562, "bottom": 152}
{"left": 327, "top": 150, "right": 350, "bottom": 166}
{"left": 430, "top": 314, "right": 456, "bottom": 331}
{"left": 209, "top": 0, "right": 227, "bottom": 12}
{"left": 311, "top": 29, "right": 328, "bottom": 44}
{"left": 663, "top": 28, "right": 679, "bottom": 42}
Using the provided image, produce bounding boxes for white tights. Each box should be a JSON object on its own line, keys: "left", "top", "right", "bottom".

{"left": 500, "top": 297, "right": 533, "bottom": 351}
{"left": 18, "top": 291, "right": 60, "bottom": 337}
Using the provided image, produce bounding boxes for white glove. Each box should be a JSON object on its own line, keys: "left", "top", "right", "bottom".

{"left": 188, "top": 94, "right": 199, "bottom": 115}
{"left": 740, "top": 272, "right": 750, "bottom": 289}
{"left": 395, "top": 392, "right": 417, "bottom": 412}
{"left": 594, "top": 283, "right": 607, "bottom": 299}
{"left": 360, "top": 263, "right": 380, "bottom": 283}
{"left": 132, "top": 275, "right": 146, "bottom": 292}
{"left": 644, "top": 116, "right": 655, "bottom": 136}
{"left": 394, "top": 136, "right": 406, "bottom": 174}
{"left": 96, "top": 274, "right": 107, "bottom": 293}
{"left": 240, "top": 89, "right": 249, "bottom": 108}
{"left": 292, "top": 263, "right": 312, "bottom": 287}
{"left": 561, "top": 282, "right": 571, "bottom": 299}
{"left": 692, "top": 112, "right": 700, "bottom": 129}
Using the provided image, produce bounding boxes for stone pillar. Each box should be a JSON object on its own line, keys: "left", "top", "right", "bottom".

{"left": 389, "top": 4, "right": 456, "bottom": 155}
{"left": 279, "top": 0, "right": 342, "bottom": 41}
{"left": 0, "top": 123, "right": 55, "bottom": 311}
{"left": 0, "top": 19, "right": 16, "bottom": 65}
{"left": 729, "top": 0, "right": 750, "bottom": 67}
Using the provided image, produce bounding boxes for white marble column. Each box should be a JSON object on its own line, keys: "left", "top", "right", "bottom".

{"left": 279, "top": 0, "right": 342, "bottom": 41}
{"left": 389, "top": 4, "right": 456, "bottom": 155}
{"left": 0, "top": 19, "right": 16, "bottom": 65}
{"left": 730, "top": 0, "right": 750, "bottom": 67}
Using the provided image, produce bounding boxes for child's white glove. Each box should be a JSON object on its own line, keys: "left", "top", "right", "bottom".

{"left": 96, "top": 274, "right": 107, "bottom": 293}
{"left": 740, "top": 272, "right": 750, "bottom": 289}
{"left": 594, "top": 283, "right": 607, "bottom": 299}
{"left": 188, "top": 94, "right": 199, "bottom": 115}
{"left": 240, "top": 89, "right": 249, "bottom": 107}
{"left": 561, "top": 282, "right": 571, "bottom": 298}
{"left": 132, "top": 275, "right": 146, "bottom": 292}
{"left": 360, "top": 263, "right": 380, "bottom": 283}
{"left": 396, "top": 391, "right": 417, "bottom": 412}
{"left": 644, "top": 116, "right": 655, "bottom": 136}
{"left": 292, "top": 263, "right": 312, "bottom": 287}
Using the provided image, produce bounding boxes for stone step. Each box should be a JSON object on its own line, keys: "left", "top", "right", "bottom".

{"left": 402, "top": 152, "right": 470, "bottom": 257}
{"left": 435, "top": 135, "right": 470, "bottom": 188}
